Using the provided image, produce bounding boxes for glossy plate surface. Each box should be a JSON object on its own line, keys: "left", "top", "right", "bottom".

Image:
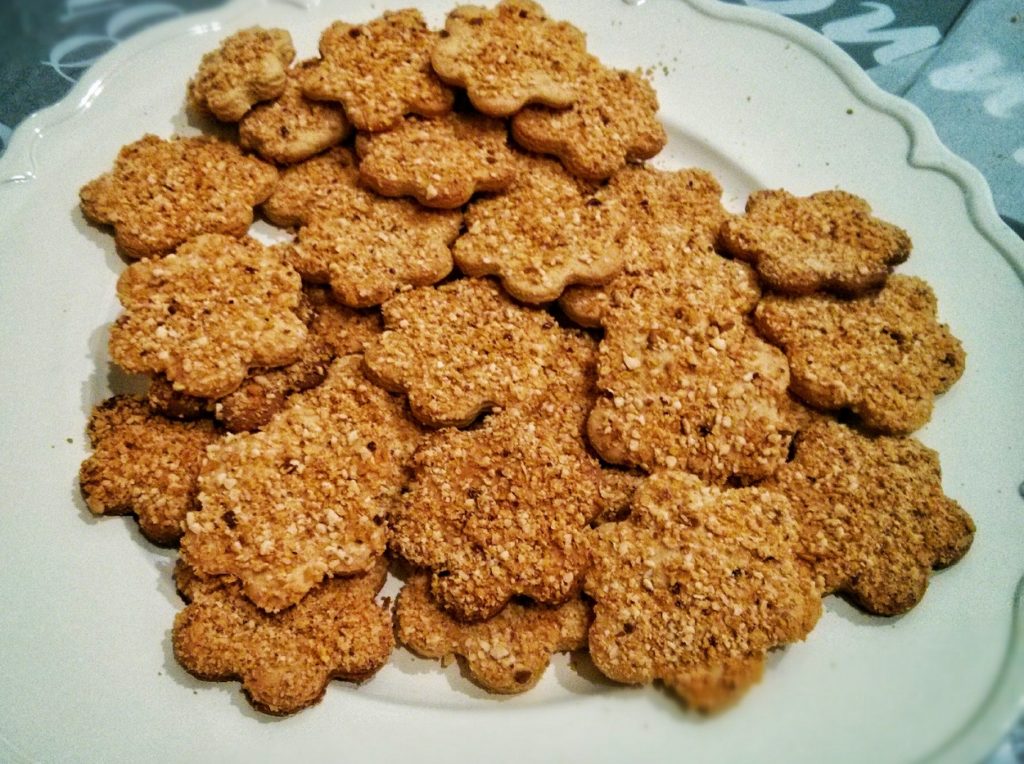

{"left": 0, "top": 1, "right": 1022, "bottom": 762}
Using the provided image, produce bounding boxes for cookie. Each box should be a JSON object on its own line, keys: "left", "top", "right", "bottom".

{"left": 302, "top": 10, "right": 453, "bottom": 132}
{"left": 109, "top": 234, "right": 307, "bottom": 400}
{"left": 79, "top": 396, "right": 220, "bottom": 545}
{"left": 719, "top": 189, "right": 912, "bottom": 295}
{"left": 558, "top": 166, "right": 731, "bottom": 327}
{"left": 586, "top": 470, "right": 821, "bottom": 711}
{"left": 147, "top": 287, "right": 381, "bottom": 431}
{"left": 766, "top": 419, "right": 975, "bottom": 615}
{"left": 187, "top": 27, "right": 295, "bottom": 122}
{"left": 390, "top": 362, "right": 605, "bottom": 621}
{"left": 239, "top": 61, "right": 351, "bottom": 164}
{"left": 431, "top": 0, "right": 588, "bottom": 117}
{"left": 755, "top": 275, "right": 965, "bottom": 434}
{"left": 80, "top": 135, "right": 278, "bottom": 259}
{"left": 511, "top": 59, "right": 665, "bottom": 180}
{"left": 287, "top": 193, "right": 462, "bottom": 309}
{"left": 260, "top": 147, "right": 360, "bottom": 228}
{"left": 180, "top": 356, "right": 421, "bottom": 612}
{"left": 364, "top": 277, "right": 580, "bottom": 427}
{"left": 454, "top": 153, "right": 627, "bottom": 303}
{"left": 173, "top": 558, "right": 393, "bottom": 715}
{"left": 396, "top": 574, "right": 590, "bottom": 693}
{"left": 355, "top": 111, "right": 517, "bottom": 208}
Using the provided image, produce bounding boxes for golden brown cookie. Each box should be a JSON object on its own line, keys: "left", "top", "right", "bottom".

{"left": 454, "top": 153, "right": 627, "bottom": 303}
{"left": 239, "top": 61, "right": 351, "bottom": 164}
{"left": 364, "top": 277, "right": 583, "bottom": 427}
{"left": 355, "top": 112, "right": 517, "bottom": 208}
{"left": 80, "top": 135, "right": 278, "bottom": 259}
{"left": 109, "top": 235, "right": 307, "bottom": 400}
{"left": 719, "top": 189, "right": 912, "bottom": 295}
{"left": 173, "top": 558, "right": 393, "bottom": 715}
{"left": 431, "top": 0, "right": 588, "bottom": 117}
{"left": 188, "top": 27, "right": 295, "bottom": 122}
{"left": 147, "top": 287, "right": 380, "bottom": 432}
{"left": 765, "top": 419, "right": 975, "bottom": 615}
{"left": 302, "top": 10, "right": 453, "bottom": 132}
{"left": 391, "top": 362, "right": 605, "bottom": 621}
{"left": 79, "top": 396, "right": 220, "bottom": 545}
{"left": 586, "top": 471, "right": 821, "bottom": 711}
{"left": 755, "top": 275, "right": 965, "bottom": 434}
{"left": 511, "top": 59, "right": 665, "bottom": 180}
{"left": 180, "top": 356, "right": 421, "bottom": 612}
{"left": 287, "top": 193, "right": 462, "bottom": 308}
{"left": 260, "top": 146, "right": 359, "bottom": 228}
{"left": 396, "top": 575, "right": 590, "bottom": 693}
{"left": 559, "top": 166, "right": 731, "bottom": 327}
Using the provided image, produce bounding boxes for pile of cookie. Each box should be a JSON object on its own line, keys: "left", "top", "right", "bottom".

{"left": 78, "top": 0, "right": 975, "bottom": 716}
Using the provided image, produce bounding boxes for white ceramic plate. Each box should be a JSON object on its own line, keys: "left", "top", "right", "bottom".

{"left": 1, "top": 1, "right": 1022, "bottom": 762}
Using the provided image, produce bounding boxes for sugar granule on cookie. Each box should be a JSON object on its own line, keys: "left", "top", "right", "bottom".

{"left": 302, "top": 9, "right": 453, "bottom": 132}
{"left": 173, "top": 558, "right": 393, "bottom": 715}
{"left": 148, "top": 287, "right": 381, "bottom": 431}
{"left": 260, "top": 147, "right": 360, "bottom": 228}
{"left": 765, "top": 419, "right": 975, "bottom": 615}
{"left": 80, "top": 134, "right": 278, "bottom": 259}
{"left": 431, "top": 0, "right": 588, "bottom": 117}
{"left": 287, "top": 196, "right": 462, "bottom": 309}
{"left": 512, "top": 59, "right": 665, "bottom": 180}
{"left": 79, "top": 396, "right": 220, "bottom": 545}
{"left": 180, "top": 356, "right": 421, "bottom": 613}
{"left": 558, "top": 166, "right": 731, "bottom": 327}
{"left": 719, "top": 189, "right": 912, "bottom": 295}
{"left": 109, "top": 234, "right": 307, "bottom": 400}
{"left": 239, "top": 61, "right": 351, "bottom": 165}
{"left": 364, "top": 277, "right": 580, "bottom": 427}
{"left": 454, "top": 153, "right": 627, "bottom": 303}
{"left": 187, "top": 27, "right": 295, "bottom": 122}
{"left": 356, "top": 112, "right": 517, "bottom": 208}
{"left": 586, "top": 471, "right": 821, "bottom": 711}
{"left": 755, "top": 274, "right": 965, "bottom": 434}
{"left": 391, "top": 371, "right": 604, "bottom": 621}
{"left": 396, "top": 575, "right": 590, "bottom": 693}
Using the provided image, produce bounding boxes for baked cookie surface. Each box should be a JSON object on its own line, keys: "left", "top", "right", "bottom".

{"left": 80, "top": 134, "right": 277, "bottom": 259}
{"left": 302, "top": 10, "right": 453, "bottom": 131}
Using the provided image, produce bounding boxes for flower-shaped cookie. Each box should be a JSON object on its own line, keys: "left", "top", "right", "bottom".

{"left": 586, "top": 471, "right": 821, "bottom": 711}
{"left": 260, "top": 147, "right": 360, "bottom": 228}
{"left": 188, "top": 27, "right": 295, "bottom": 122}
{"left": 363, "top": 277, "right": 582, "bottom": 427}
{"left": 180, "top": 356, "right": 421, "bottom": 612}
{"left": 391, "top": 387, "right": 604, "bottom": 621}
{"left": 239, "top": 61, "right": 351, "bottom": 164}
{"left": 79, "top": 396, "right": 220, "bottom": 545}
{"left": 766, "top": 419, "right": 975, "bottom": 615}
{"left": 512, "top": 60, "right": 665, "bottom": 180}
{"left": 755, "top": 275, "right": 965, "bottom": 434}
{"left": 287, "top": 197, "right": 462, "bottom": 308}
{"left": 302, "top": 10, "right": 453, "bottom": 132}
{"left": 396, "top": 575, "right": 590, "bottom": 693}
{"left": 432, "top": 0, "right": 588, "bottom": 116}
{"left": 455, "top": 154, "right": 627, "bottom": 303}
{"left": 109, "top": 235, "right": 307, "bottom": 399}
{"left": 147, "top": 287, "right": 381, "bottom": 432}
{"left": 80, "top": 135, "right": 277, "bottom": 259}
{"left": 173, "top": 559, "right": 393, "bottom": 715}
{"left": 719, "top": 189, "right": 912, "bottom": 295}
{"left": 356, "top": 112, "right": 517, "bottom": 208}
{"left": 558, "top": 166, "right": 732, "bottom": 327}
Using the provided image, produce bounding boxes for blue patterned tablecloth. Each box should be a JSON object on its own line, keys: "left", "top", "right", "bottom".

{"left": 0, "top": 1, "right": 1021, "bottom": 761}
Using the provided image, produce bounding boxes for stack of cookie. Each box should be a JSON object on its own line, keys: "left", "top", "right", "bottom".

{"left": 77, "top": 0, "right": 974, "bottom": 716}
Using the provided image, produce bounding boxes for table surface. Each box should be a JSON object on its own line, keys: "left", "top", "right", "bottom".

{"left": 0, "top": 1, "right": 1021, "bottom": 762}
